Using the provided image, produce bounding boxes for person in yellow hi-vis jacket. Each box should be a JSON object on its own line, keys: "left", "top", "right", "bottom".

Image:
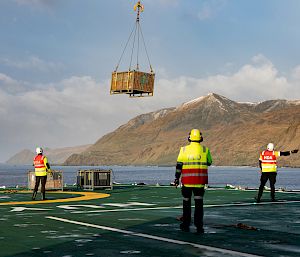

{"left": 174, "top": 129, "right": 212, "bottom": 233}
{"left": 255, "top": 143, "right": 298, "bottom": 203}
{"left": 32, "top": 147, "right": 51, "bottom": 200}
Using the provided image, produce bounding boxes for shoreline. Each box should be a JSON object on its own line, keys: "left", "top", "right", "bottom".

{"left": 1, "top": 163, "right": 300, "bottom": 169}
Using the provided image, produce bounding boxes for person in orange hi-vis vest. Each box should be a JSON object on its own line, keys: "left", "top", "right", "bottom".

{"left": 255, "top": 143, "right": 298, "bottom": 203}
{"left": 174, "top": 129, "right": 212, "bottom": 234}
{"left": 32, "top": 147, "right": 52, "bottom": 200}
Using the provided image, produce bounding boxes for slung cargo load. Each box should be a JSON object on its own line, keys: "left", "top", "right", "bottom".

{"left": 110, "top": 1, "right": 155, "bottom": 98}
{"left": 111, "top": 70, "right": 155, "bottom": 97}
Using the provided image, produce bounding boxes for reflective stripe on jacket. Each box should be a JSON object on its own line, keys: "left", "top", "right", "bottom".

{"left": 33, "top": 154, "right": 47, "bottom": 176}
{"left": 177, "top": 142, "right": 209, "bottom": 187}
{"left": 260, "top": 150, "right": 280, "bottom": 172}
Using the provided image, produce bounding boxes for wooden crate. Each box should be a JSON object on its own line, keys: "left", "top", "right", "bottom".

{"left": 28, "top": 170, "right": 63, "bottom": 190}
{"left": 110, "top": 70, "right": 155, "bottom": 97}
{"left": 77, "top": 169, "right": 113, "bottom": 190}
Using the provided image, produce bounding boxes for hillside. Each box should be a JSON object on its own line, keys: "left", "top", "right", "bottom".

{"left": 6, "top": 145, "right": 91, "bottom": 165}
{"left": 64, "top": 93, "right": 300, "bottom": 167}
{"left": 6, "top": 149, "right": 35, "bottom": 165}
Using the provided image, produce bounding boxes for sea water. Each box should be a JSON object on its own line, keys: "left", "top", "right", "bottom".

{"left": 0, "top": 164, "right": 300, "bottom": 190}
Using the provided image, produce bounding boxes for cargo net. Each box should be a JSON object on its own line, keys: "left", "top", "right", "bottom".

{"left": 111, "top": 1, "right": 155, "bottom": 97}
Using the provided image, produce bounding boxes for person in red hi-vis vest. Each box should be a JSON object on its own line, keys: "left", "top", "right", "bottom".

{"left": 255, "top": 143, "right": 298, "bottom": 203}
{"left": 32, "top": 147, "right": 52, "bottom": 200}
{"left": 174, "top": 129, "right": 212, "bottom": 234}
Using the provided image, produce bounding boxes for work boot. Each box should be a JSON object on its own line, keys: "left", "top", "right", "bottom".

{"left": 196, "top": 227, "right": 204, "bottom": 234}
{"left": 271, "top": 192, "right": 276, "bottom": 202}
{"left": 176, "top": 215, "right": 184, "bottom": 222}
{"left": 42, "top": 193, "right": 47, "bottom": 201}
{"left": 32, "top": 191, "right": 37, "bottom": 200}
{"left": 180, "top": 223, "right": 190, "bottom": 232}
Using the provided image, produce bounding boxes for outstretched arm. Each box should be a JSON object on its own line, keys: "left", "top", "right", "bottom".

{"left": 280, "top": 149, "right": 299, "bottom": 156}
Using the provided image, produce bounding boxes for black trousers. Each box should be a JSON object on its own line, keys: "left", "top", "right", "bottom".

{"left": 257, "top": 172, "right": 277, "bottom": 200}
{"left": 181, "top": 186, "right": 205, "bottom": 229}
{"left": 33, "top": 175, "right": 47, "bottom": 198}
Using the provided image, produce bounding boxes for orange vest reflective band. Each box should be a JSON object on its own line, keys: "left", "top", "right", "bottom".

{"left": 181, "top": 167, "right": 208, "bottom": 185}
{"left": 34, "top": 155, "right": 47, "bottom": 176}
{"left": 261, "top": 150, "right": 277, "bottom": 172}
{"left": 180, "top": 145, "right": 208, "bottom": 186}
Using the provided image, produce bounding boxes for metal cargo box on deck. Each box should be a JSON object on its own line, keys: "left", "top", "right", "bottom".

{"left": 28, "top": 170, "right": 63, "bottom": 190}
{"left": 111, "top": 71, "right": 155, "bottom": 97}
{"left": 77, "top": 169, "right": 113, "bottom": 190}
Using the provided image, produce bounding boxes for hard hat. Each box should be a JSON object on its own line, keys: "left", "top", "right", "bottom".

{"left": 189, "top": 129, "right": 202, "bottom": 141}
{"left": 36, "top": 147, "right": 43, "bottom": 154}
{"left": 267, "top": 143, "right": 274, "bottom": 151}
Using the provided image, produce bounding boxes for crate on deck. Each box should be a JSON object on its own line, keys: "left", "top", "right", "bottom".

{"left": 28, "top": 170, "right": 63, "bottom": 190}
{"left": 77, "top": 169, "right": 113, "bottom": 190}
{"left": 110, "top": 70, "right": 155, "bottom": 97}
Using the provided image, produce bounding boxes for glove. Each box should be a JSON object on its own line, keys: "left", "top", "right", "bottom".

{"left": 291, "top": 149, "right": 299, "bottom": 154}
{"left": 174, "top": 178, "right": 179, "bottom": 188}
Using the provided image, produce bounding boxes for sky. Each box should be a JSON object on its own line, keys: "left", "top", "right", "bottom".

{"left": 1, "top": 0, "right": 300, "bottom": 162}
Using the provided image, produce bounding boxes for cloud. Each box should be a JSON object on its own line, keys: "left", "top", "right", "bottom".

{"left": 292, "top": 65, "right": 300, "bottom": 80}
{"left": 155, "top": 54, "right": 295, "bottom": 103}
{"left": 0, "top": 73, "right": 28, "bottom": 94}
{"left": 1, "top": 54, "right": 299, "bottom": 162}
{"left": 1, "top": 56, "right": 64, "bottom": 73}
{"left": 0, "top": 75, "right": 159, "bottom": 162}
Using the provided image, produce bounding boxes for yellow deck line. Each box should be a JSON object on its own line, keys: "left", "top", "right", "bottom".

{"left": 0, "top": 191, "right": 110, "bottom": 206}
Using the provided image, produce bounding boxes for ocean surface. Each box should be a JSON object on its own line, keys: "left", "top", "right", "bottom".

{"left": 1, "top": 164, "right": 300, "bottom": 190}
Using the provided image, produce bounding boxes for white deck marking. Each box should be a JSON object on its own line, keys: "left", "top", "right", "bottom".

{"left": 71, "top": 205, "right": 181, "bottom": 214}
{"left": 103, "top": 202, "right": 155, "bottom": 207}
{"left": 46, "top": 216, "right": 262, "bottom": 257}
{"left": 11, "top": 207, "right": 51, "bottom": 212}
{"left": 205, "top": 200, "right": 300, "bottom": 208}
{"left": 70, "top": 200, "right": 300, "bottom": 214}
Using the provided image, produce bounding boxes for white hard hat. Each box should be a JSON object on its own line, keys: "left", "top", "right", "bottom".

{"left": 36, "top": 147, "right": 43, "bottom": 154}
{"left": 267, "top": 143, "right": 274, "bottom": 151}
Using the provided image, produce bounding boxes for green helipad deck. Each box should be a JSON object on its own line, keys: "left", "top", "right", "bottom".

{"left": 0, "top": 186, "right": 299, "bottom": 257}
